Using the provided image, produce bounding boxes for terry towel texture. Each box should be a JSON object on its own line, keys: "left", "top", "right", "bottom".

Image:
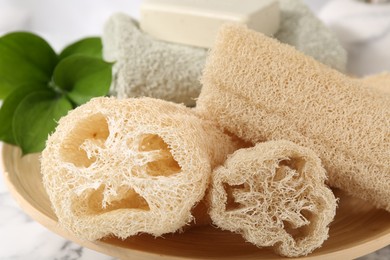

{"left": 41, "top": 97, "right": 239, "bottom": 240}
{"left": 276, "top": 0, "right": 347, "bottom": 72}
{"left": 196, "top": 24, "right": 390, "bottom": 211}
{"left": 209, "top": 140, "right": 337, "bottom": 257}
{"left": 102, "top": 13, "right": 207, "bottom": 106}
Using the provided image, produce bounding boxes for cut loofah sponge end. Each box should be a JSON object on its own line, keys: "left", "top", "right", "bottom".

{"left": 209, "top": 140, "right": 337, "bottom": 257}
{"left": 41, "top": 97, "right": 239, "bottom": 240}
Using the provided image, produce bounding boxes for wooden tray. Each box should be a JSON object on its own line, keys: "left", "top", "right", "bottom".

{"left": 2, "top": 143, "right": 390, "bottom": 260}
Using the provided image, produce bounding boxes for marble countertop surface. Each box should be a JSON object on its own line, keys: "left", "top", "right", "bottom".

{"left": 1, "top": 0, "right": 390, "bottom": 259}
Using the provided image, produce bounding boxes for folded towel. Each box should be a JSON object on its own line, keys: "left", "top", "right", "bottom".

{"left": 276, "top": 0, "right": 347, "bottom": 72}
{"left": 102, "top": 3, "right": 347, "bottom": 107}
{"left": 103, "top": 13, "right": 207, "bottom": 106}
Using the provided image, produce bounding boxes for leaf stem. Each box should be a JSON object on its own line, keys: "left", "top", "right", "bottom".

{"left": 48, "top": 80, "right": 64, "bottom": 95}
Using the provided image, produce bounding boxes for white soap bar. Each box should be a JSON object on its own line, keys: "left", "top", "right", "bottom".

{"left": 140, "top": 0, "right": 280, "bottom": 48}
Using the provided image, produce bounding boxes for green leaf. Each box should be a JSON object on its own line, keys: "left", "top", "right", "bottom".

{"left": 0, "top": 78, "right": 13, "bottom": 99}
{"left": 0, "top": 32, "right": 58, "bottom": 97}
{"left": 12, "top": 90, "right": 72, "bottom": 154}
{"left": 59, "top": 37, "right": 103, "bottom": 60}
{"left": 53, "top": 55, "right": 112, "bottom": 105}
{"left": 0, "top": 84, "right": 45, "bottom": 144}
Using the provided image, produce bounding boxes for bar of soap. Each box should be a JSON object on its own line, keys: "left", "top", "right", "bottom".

{"left": 140, "top": 0, "right": 280, "bottom": 48}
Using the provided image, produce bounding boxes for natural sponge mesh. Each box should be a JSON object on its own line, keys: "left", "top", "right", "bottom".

{"left": 138, "top": 134, "right": 181, "bottom": 177}
{"left": 41, "top": 97, "right": 239, "bottom": 241}
{"left": 209, "top": 140, "right": 337, "bottom": 257}
{"left": 82, "top": 185, "right": 150, "bottom": 215}
{"left": 196, "top": 24, "right": 390, "bottom": 211}
{"left": 60, "top": 113, "right": 109, "bottom": 168}
{"left": 360, "top": 72, "right": 390, "bottom": 95}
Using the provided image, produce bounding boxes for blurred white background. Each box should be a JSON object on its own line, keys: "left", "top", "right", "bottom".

{"left": 0, "top": 0, "right": 142, "bottom": 50}
{"left": 0, "top": 1, "right": 389, "bottom": 259}
{"left": 0, "top": 0, "right": 327, "bottom": 51}
{"left": 1, "top": 0, "right": 390, "bottom": 75}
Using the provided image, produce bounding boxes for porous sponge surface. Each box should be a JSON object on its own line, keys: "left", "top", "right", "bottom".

{"left": 196, "top": 24, "right": 390, "bottom": 211}
{"left": 360, "top": 72, "right": 390, "bottom": 95}
{"left": 209, "top": 140, "right": 337, "bottom": 257}
{"left": 41, "top": 97, "right": 238, "bottom": 241}
{"left": 102, "top": 13, "right": 207, "bottom": 106}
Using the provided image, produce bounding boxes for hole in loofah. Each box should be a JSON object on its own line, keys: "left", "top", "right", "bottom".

{"left": 139, "top": 134, "right": 168, "bottom": 151}
{"left": 279, "top": 158, "right": 306, "bottom": 172}
{"left": 223, "top": 130, "right": 253, "bottom": 148}
{"left": 138, "top": 134, "right": 181, "bottom": 177}
{"left": 224, "top": 183, "right": 248, "bottom": 211}
{"left": 60, "top": 113, "right": 109, "bottom": 167}
{"left": 86, "top": 185, "right": 150, "bottom": 214}
{"left": 273, "top": 158, "right": 306, "bottom": 182}
{"left": 282, "top": 210, "right": 313, "bottom": 241}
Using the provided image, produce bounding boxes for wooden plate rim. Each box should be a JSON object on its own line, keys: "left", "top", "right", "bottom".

{"left": 2, "top": 144, "right": 390, "bottom": 260}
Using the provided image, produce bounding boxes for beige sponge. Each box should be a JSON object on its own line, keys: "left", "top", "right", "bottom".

{"left": 102, "top": 13, "right": 207, "bottom": 106}
{"left": 360, "top": 72, "right": 390, "bottom": 95}
{"left": 196, "top": 25, "right": 390, "bottom": 211}
{"left": 41, "top": 97, "right": 238, "bottom": 241}
{"left": 209, "top": 140, "right": 337, "bottom": 257}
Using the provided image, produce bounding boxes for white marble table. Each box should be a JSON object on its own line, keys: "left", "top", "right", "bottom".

{"left": 0, "top": 142, "right": 115, "bottom": 260}
{"left": 1, "top": 0, "right": 390, "bottom": 259}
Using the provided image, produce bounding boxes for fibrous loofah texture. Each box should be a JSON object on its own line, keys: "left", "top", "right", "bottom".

{"left": 41, "top": 97, "right": 238, "bottom": 241}
{"left": 196, "top": 25, "right": 390, "bottom": 211}
{"left": 209, "top": 140, "right": 337, "bottom": 257}
{"left": 276, "top": 0, "right": 347, "bottom": 72}
{"left": 102, "top": 13, "right": 207, "bottom": 106}
{"left": 360, "top": 72, "right": 390, "bottom": 95}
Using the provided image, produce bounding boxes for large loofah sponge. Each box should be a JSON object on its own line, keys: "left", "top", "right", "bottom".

{"left": 360, "top": 72, "right": 390, "bottom": 95}
{"left": 209, "top": 140, "right": 337, "bottom": 257}
{"left": 196, "top": 25, "right": 390, "bottom": 211}
{"left": 41, "top": 97, "right": 239, "bottom": 241}
{"left": 102, "top": 13, "right": 207, "bottom": 106}
{"left": 276, "top": 0, "right": 347, "bottom": 72}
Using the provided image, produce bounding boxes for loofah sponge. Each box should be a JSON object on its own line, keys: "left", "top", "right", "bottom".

{"left": 360, "top": 72, "right": 390, "bottom": 95}
{"left": 209, "top": 140, "right": 337, "bottom": 257}
{"left": 102, "top": 13, "right": 207, "bottom": 106}
{"left": 41, "top": 97, "right": 239, "bottom": 241}
{"left": 196, "top": 25, "right": 390, "bottom": 211}
{"left": 276, "top": 0, "right": 347, "bottom": 72}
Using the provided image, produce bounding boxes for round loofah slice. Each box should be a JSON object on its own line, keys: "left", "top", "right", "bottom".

{"left": 209, "top": 140, "right": 337, "bottom": 257}
{"left": 41, "top": 97, "right": 239, "bottom": 241}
